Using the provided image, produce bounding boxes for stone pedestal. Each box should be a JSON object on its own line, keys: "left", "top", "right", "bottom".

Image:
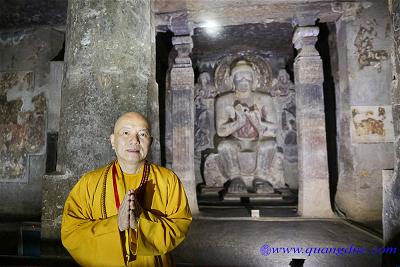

{"left": 170, "top": 36, "right": 199, "bottom": 213}
{"left": 292, "top": 26, "right": 334, "bottom": 217}
{"left": 41, "top": 0, "right": 154, "bottom": 240}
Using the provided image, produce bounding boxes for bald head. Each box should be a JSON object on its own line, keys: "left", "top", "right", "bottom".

{"left": 111, "top": 112, "right": 152, "bottom": 172}
{"left": 113, "top": 112, "right": 150, "bottom": 134}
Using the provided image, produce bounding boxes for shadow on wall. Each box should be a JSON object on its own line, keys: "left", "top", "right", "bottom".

{"left": 383, "top": 234, "right": 400, "bottom": 266}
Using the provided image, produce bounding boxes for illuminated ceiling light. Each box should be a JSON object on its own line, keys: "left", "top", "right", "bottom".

{"left": 202, "top": 20, "right": 220, "bottom": 36}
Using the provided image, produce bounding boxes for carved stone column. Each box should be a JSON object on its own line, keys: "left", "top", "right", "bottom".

{"left": 170, "top": 36, "right": 198, "bottom": 213}
{"left": 41, "top": 0, "right": 154, "bottom": 245}
{"left": 292, "top": 25, "right": 334, "bottom": 217}
{"left": 384, "top": 1, "right": 400, "bottom": 251}
{"left": 382, "top": 169, "right": 396, "bottom": 244}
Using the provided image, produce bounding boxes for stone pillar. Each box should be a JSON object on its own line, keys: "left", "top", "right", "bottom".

{"left": 385, "top": 1, "right": 400, "bottom": 248}
{"left": 334, "top": 1, "right": 393, "bottom": 227}
{"left": 57, "top": 0, "right": 152, "bottom": 175}
{"left": 382, "top": 169, "right": 398, "bottom": 245}
{"left": 292, "top": 25, "right": 334, "bottom": 217}
{"left": 147, "top": 9, "right": 161, "bottom": 165}
{"left": 170, "top": 36, "right": 198, "bottom": 214}
{"left": 42, "top": 0, "right": 154, "bottom": 242}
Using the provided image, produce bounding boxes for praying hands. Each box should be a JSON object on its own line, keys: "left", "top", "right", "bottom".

{"left": 118, "top": 190, "right": 138, "bottom": 231}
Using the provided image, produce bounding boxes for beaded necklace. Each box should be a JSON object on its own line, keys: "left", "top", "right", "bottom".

{"left": 101, "top": 160, "right": 150, "bottom": 218}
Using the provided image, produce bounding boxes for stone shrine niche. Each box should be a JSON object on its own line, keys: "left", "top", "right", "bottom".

{"left": 194, "top": 54, "right": 298, "bottom": 201}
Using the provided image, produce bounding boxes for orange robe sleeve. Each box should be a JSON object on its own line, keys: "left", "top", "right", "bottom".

{"left": 132, "top": 170, "right": 192, "bottom": 256}
{"left": 61, "top": 174, "right": 126, "bottom": 267}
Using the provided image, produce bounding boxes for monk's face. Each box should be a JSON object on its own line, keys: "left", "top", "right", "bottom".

{"left": 110, "top": 113, "right": 152, "bottom": 166}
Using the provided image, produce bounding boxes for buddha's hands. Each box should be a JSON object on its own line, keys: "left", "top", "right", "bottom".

{"left": 246, "top": 109, "right": 262, "bottom": 128}
{"left": 118, "top": 190, "right": 137, "bottom": 231}
{"left": 234, "top": 104, "right": 247, "bottom": 127}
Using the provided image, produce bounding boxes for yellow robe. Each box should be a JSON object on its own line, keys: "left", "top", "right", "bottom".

{"left": 61, "top": 161, "right": 192, "bottom": 267}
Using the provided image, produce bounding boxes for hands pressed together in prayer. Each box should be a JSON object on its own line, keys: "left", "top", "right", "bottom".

{"left": 234, "top": 104, "right": 263, "bottom": 128}
{"left": 118, "top": 190, "right": 138, "bottom": 232}
{"left": 234, "top": 104, "right": 247, "bottom": 127}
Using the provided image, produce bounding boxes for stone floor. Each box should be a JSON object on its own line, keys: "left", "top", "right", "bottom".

{"left": 0, "top": 217, "right": 391, "bottom": 266}
{"left": 173, "top": 218, "right": 385, "bottom": 267}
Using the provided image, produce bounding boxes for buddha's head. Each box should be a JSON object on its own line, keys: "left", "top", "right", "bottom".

{"left": 231, "top": 60, "right": 255, "bottom": 93}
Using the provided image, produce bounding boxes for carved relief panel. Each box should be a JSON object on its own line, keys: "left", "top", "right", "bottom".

{"left": 193, "top": 54, "right": 298, "bottom": 197}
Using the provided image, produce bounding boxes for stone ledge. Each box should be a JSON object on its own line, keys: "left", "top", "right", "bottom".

{"left": 41, "top": 173, "right": 76, "bottom": 240}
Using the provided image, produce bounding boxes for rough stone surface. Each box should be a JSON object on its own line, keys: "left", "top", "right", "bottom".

{"left": 353, "top": 17, "right": 389, "bottom": 71}
{"left": 0, "top": 27, "right": 64, "bottom": 73}
{"left": 385, "top": 0, "right": 400, "bottom": 259}
{"left": 47, "top": 62, "right": 64, "bottom": 133}
{"left": 0, "top": 0, "right": 67, "bottom": 29}
{"left": 173, "top": 219, "right": 382, "bottom": 267}
{"left": 293, "top": 26, "right": 333, "bottom": 217}
{"left": 350, "top": 105, "right": 395, "bottom": 143}
{"left": 41, "top": 172, "right": 76, "bottom": 240}
{"left": 147, "top": 11, "right": 161, "bottom": 165}
{"left": 155, "top": 2, "right": 344, "bottom": 30}
{"left": 382, "top": 170, "right": 398, "bottom": 244}
{"left": 0, "top": 1, "right": 350, "bottom": 31}
{"left": 57, "top": 0, "right": 152, "bottom": 177}
{"left": 0, "top": 27, "right": 64, "bottom": 218}
{"left": 192, "top": 23, "right": 294, "bottom": 61}
{"left": 335, "top": 0, "right": 393, "bottom": 227}
{"left": 170, "top": 35, "right": 198, "bottom": 213}
{"left": 0, "top": 153, "right": 46, "bottom": 218}
{"left": 43, "top": 0, "right": 154, "bottom": 239}
{"left": 0, "top": 72, "right": 46, "bottom": 181}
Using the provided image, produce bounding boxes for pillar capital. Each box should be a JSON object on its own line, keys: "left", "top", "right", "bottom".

{"left": 292, "top": 26, "right": 322, "bottom": 84}
{"left": 292, "top": 26, "right": 319, "bottom": 54}
{"left": 172, "top": 35, "right": 193, "bottom": 67}
{"left": 168, "top": 12, "right": 193, "bottom": 36}
{"left": 172, "top": 36, "right": 193, "bottom": 55}
{"left": 292, "top": 10, "right": 319, "bottom": 27}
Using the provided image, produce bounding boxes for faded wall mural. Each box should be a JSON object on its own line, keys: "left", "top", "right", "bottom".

{"left": 0, "top": 71, "right": 46, "bottom": 182}
{"left": 351, "top": 105, "right": 394, "bottom": 143}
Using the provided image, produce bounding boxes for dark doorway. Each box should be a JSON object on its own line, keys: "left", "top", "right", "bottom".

{"left": 316, "top": 22, "right": 339, "bottom": 209}
{"left": 155, "top": 31, "right": 173, "bottom": 166}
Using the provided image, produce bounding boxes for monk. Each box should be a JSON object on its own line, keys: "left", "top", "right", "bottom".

{"left": 61, "top": 112, "right": 192, "bottom": 266}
